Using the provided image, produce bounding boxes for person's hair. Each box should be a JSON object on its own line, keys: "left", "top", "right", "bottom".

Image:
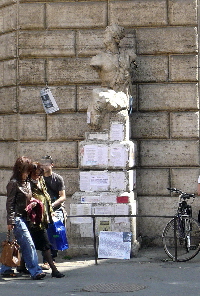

{"left": 41, "top": 155, "right": 53, "bottom": 164}
{"left": 11, "top": 156, "right": 33, "bottom": 183}
{"left": 32, "top": 162, "right": 44, "bottom": 177}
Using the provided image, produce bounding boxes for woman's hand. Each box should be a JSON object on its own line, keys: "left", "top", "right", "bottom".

{"left": 30, "top": 198, "right": 37, "bottom": 208}
{"left": 7, "top": 225, "right": 14, "bottom": 231}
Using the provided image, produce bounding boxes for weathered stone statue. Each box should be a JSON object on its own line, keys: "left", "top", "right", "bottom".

{"left": 88, "top": 24, "right": 136, "bottom": 128}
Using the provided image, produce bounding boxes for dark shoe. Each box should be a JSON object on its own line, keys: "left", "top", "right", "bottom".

{"left": 16, "top": 267, "right": 30, "bottom": 274}
{"left": 32, "top": 272, "right": 46, "bottom": 280}
{"left": 51, "top": 271, "right": 65, "bottom": 278}
{"left": 1, "top": 270, "right": 18, "bottom": 278}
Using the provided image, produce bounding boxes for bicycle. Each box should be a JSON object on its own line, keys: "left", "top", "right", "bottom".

{"left": 162, "top": 187, "right": 200, "bottom": 261}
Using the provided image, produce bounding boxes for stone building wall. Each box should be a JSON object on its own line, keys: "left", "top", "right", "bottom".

{"left": 0, "top": 0, "right": 199, "bottom": 247}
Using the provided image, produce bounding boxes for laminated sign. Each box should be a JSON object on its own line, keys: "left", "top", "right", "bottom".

{"left": 40, "top": 87, "right": 59, "bottom": 114}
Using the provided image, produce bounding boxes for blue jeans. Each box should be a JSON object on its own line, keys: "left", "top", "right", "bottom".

{"left": 1, "top": 217, "right": 43, "bottom": 278}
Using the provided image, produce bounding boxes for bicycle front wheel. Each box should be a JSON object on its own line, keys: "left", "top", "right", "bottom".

{"left": 162, "top": 217, "right": 200, "bottom": 262}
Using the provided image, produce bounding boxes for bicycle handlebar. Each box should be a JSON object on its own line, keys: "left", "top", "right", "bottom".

{"left": 167, "top": 187, "right": 195, "bottom": 199}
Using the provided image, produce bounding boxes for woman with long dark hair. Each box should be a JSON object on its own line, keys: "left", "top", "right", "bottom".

{"left": 28, "top": 162, "right": 65, "bottom": 278}
{"left": 1, "top": 156, "right": 46, "bottom": 280}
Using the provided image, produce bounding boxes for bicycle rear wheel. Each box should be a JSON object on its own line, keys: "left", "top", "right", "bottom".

{"left": 162, "top": 217, "right": 200, "bottom": 261}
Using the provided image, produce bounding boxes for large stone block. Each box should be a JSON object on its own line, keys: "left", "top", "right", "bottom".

{"left": 19, "top": 30, "right": 75, "bottom": 57}
{"left": 0, "top": 142, "right": 18, "bottom": 167}
{"left": 0, "top": 169, "right": 12, "bottom": 195}
{"left": 140, "top": 140, "right": 199, "bottom": 167}
{"left": 169, "top": 55, "right": 198, "bottom": 82}
{"left": 55, "top": 169, "right": 79, "bottom": 196}
{"left": 47, "top": 58, "right": 99, "bottom": 84}
{"left": 19, "top": 0, "right": 75, "bottom": 1}
{"left": 77, "top": 84, "right": 137, "bottom": 111}
{"left": 18, "top": 59, "right": 45, "bottom": 85}
{"left": 170, "top": 112, "right": 199, "bottom": 138}
{"left": 171, "top": 168, "right": 199, "bottom": 195}
{"left": 109, "top": 0, "right": 167, "bottom": 26}
{"left": 0, "top": 87, "right": 17, "bottom": 113}
{"left": 0, "top": 32, "right": 16, "bottom": 60}
{"left": 168, "top": 0, "right": 197, "bottom": 25}
{"left": 0, "top": 195, "right": 7, "bottom": 233}
{"left": 18, "top": 85, "right": 76, "bottom": 113}
{"left": 77, "top": 30, "right": 104, "bottom": 57}
{"left": 46, "top": 2, "right": 107, "bottom": 29}
{"left": 20, "top": 141, "right": 78, "bottom": 168}
{"left": 0, "top": 4, "right": 17, "bottom": 33}
{"left": 77, "top": 29, "right": 136, "bottom": 57}
{"left": 138, "top": 193, "right": 200, "bottom": 244}
{"left": 79, "top": 170, "right": 135, "bottom": 192}
{"left": 47, "top": 113, "right": 90, "bottom": 140}
{"left": 139, "top": 83, "right": 198, "bottom": 111}
{"left": 18, "top": 86, "right": 44, "bottom": 113}
{"left": 79, "top": 141, "right": 136, "bottom": 169}
{"left": 130, "top": 112, "right": 169, "bottom": 139}
{"left": 77, "top": 85, "right": 100, "bottom": 111}
{"left": 132, "top": 56, "right": 168, "bottom": 82}
{"left": 137, "top": 168, "right": 170, "bottom": 196}
{"left": 19, "top": 114, "right": 46, "bottom": 140}
{"left": 137, "top": 196, "right": 177, "bottom": 243}
{"left": 0, "top": 60, "right": 16, "bottom": 87}
{"left": 0, "top": 0, "right": 16, "bottom": 7}
{"left": 19, "top": 3, "right": 45, "bottom": 30}
{"left": 137, "top": 27, "right": 197, "bottom": 54}
{"left": 0, "top": 115, "right": 17, "bottom": 140}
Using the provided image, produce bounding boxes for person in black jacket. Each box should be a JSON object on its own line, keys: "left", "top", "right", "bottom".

{"left": 1, "top": 156, "right": 45, "bottom": 280}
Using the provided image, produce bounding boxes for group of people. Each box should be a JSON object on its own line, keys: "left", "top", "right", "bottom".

{"left": 0, "top": 155, "right": 66, "bottom": 280}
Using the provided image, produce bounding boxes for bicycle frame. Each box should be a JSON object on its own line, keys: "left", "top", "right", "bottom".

{"left": 162, "top": 188, "right": 199, "bottom": 262}
{"left": 176, "top": 191, "right": 193, "bottom": 251}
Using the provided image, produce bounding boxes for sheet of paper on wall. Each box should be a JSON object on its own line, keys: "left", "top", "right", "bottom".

{"left": 82, "top": 145, "right": 108, "bottom": 166}
{"left": 110, "top": 146, "right": 127, "bottom": 167}
{"left": 93, "top": 205, "right": 114, "bottom": 216}
{"left": 90, "top": 172, "right": 109, "bottom": 191}
{"left": 70, "top": 204, "right": 92, "bottom": 224}
{"left": 114, "top": 204, "right": 129, "bottom": 223}
{"left": 98, "top": 231, "right": 132, "bottom": 259}
{"left": 100, "top": 193, "right": 117, "bottom": 203}
{"left": 110, "top": 122, "right": 124, "bottom": 141}
{"left": 80, "top": 223, "right": 93, "bottom": 238}
{"left": 81, "top": 195, "right": 101, "bottom": 203}
{"left": 80, "top": 172, "right": 91, "bottom": 191}
{"left": 40, "top": 87, "right": 59, "bottom": 114}
{"left": 110, "top": 171, "right": 126, "bottom": 191}
{"left": 99, "top": 220, "right": 111, "bottom": 232}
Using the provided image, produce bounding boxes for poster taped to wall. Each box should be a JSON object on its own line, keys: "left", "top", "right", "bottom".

{"left": 98, "top": 231, "right": 132, "bottom": 259}
{"left": 40, "top": 87, "right": 59, "bottom": 114}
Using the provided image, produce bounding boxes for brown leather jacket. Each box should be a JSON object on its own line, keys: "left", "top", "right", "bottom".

{"left": 6, "top": 179, "right": 32, "bottom": 225}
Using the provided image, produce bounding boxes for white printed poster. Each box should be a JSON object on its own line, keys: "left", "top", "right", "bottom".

{"left": 70, "top": 204, "right": 92, "bottom": 224}
{"left": 98, "top": 231, "right": 132, "bottom": 259}
{"left": 110, "top": 123, "right": 124, "bottom": 141}
{"left": 81, "top": 195, "right": 101, "bottom": 203}
{"left": 82, "top": 145, "right": 108, "bottom": 166}
{"left": 40, "top": 87, "right": 59, "bottom": 114}
{"left": 80, "top": 171, "right": 110, "bottom": 192}
{"left": 114, "top": 204, "right": 129, "bottom": 223}
{"left": 80, "top": 172, "right": 91, "bottom": 191}
{"left": 90, "top": 173, "right": 109, "bottom": 191}
{"left": 109, "top": 146, "right": 127, "bottom": 167}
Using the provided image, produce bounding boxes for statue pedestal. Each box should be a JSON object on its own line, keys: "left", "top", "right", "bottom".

{"left": 69, "top": 108, "right": 139, "bottom": 257}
